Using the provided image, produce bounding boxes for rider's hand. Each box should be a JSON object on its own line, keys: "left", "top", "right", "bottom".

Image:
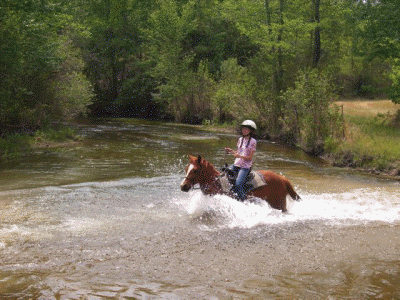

{"left": 224, "top": 147, "right": 232, "bottom": 154}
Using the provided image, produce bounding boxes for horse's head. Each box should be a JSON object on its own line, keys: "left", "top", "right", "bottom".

{"left": 180, "top": 155, "right": 220, "bottom": 193}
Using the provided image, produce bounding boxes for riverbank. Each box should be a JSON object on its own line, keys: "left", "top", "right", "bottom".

{"left": 0, "top": 126, "right": 82, "bottom": 162}
{"left": 1, "top": 116, "right": 399, "bottom": 299}
{"left": 323, "top": 100, "right": 400, "bottom": 178}
{"left": 194, "top": 100, "right": 400, "bottom": 179}
{"left": 1, "top": 100, "right": 400, "bottom": 179}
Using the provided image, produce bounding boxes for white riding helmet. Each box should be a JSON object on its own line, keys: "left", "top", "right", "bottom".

{"left": 241, "top": 120, "right": 257, "bottom": 130}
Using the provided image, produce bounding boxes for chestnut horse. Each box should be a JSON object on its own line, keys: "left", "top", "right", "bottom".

{"left": 180, "top": 155, "right": 301, "bottom": 212}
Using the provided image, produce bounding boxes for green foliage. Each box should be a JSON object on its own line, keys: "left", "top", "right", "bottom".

{"left": 82, "top": 0, "right": 143, "bottom": 116}
{"left": 1, "top": 0, "right": 399, "bottom": 166}
{"left": 0, "top": 134, "right": 31, "bottom": 162}
{"left": 388, "top": 59, "right": 400, "bottom": 104}
{"left": 330, "top": 114, "right": 400, "bottom": 172}
{"left": 0, "top": 3, "right": 55, "bottom": 131}
{"left": 358, "top": 0, "right": 400, "bottom": 60}
{"left": 282, "top": 70, "right": 338, "bottom": 154}
{"left": 211, "top": 58, "right": 252, "bottom": 122}
{"left": 0, "top": 126, "right": 81, "bottom": 162}
{"left": 118, "top": 72, "right": 160, "bottom": 118}
{"left": 0, "top": 0, "right": 94, "bottom": 133}
{"left": 50, "top": 35, "right": 94, "bottom": 120}
{"left": 182, "top": 4, "right": 259, "bottom": 75}
{"left": 34, "top": 126, "right": 79, "bottom": 142}
{"left": 144, "top": 0, "right": 199, "bottom": 121}
{"left": 356, "top": 0, "right": 400, "bottom": 102}
{"left": 145, "top": 0, "right": 196, "bottom": 74}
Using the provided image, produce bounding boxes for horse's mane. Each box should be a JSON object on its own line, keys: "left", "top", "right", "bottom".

{"left": 203, "top": 159, "right": 216, "bottom": 172}
{"left": 189, "top": 155, "right": 220, "bottom": 176}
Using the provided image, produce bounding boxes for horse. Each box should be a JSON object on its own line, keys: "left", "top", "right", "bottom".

{"left": 180, "top": 154, "right": 301, "bottom": 212}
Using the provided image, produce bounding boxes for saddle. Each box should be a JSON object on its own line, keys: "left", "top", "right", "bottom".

{"left": 220, "top": 165, "right": 267, "bottom": 194}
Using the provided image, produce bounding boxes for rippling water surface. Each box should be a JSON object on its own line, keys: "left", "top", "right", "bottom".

{"left": 1, "top": 120, "right": 399, "bottom": 299}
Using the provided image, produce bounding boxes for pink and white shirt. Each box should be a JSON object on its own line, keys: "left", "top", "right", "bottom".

{"left": 234, "top": 137, "right": 257, "bottom": 169}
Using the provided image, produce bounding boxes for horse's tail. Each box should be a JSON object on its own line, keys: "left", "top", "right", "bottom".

{"left": 284, "top": 178, "right": 301, "bottom": 201}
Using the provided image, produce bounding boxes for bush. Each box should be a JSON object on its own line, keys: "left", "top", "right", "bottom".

{"left": 49, "top": 36, "right": 94, "bottom": 120}
{"left": 388, "top": 59, "right": 400, "bottom": 104}
{"left": 0, "top": 134, "right": 31, "bottom": 161}
{"left": 211, "top": 58, "right": 259, "bottom": 123}
{"left": 282, "top": 69, "right": 341, "bottom": 154}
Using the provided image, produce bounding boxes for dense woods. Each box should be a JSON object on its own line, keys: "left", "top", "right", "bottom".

{"left": 1, "top": 0, "right": 399, "bottom": 153}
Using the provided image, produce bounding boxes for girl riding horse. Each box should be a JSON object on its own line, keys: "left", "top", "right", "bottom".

{"left": 181, "top": 155, "right": 301, "bottom": 212}
{"left": 224, "top": 120, "right": 257, "bottom": 201}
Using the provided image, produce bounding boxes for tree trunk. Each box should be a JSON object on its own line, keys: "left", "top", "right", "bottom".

{"left": 276, "top": 0, "right": 284, "bottom": 93}
{"left": 312, "top": 0, "right": 321, "bottom": 67}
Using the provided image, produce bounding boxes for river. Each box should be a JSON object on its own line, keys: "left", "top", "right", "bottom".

{"left": 1, "top": 120, "right": 399, "bottom": 299}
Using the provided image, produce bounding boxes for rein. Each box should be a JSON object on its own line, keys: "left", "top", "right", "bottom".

{"left": 199, "top": 174, "right": 223, "bottom": 195}
{"left": 183, "top": 173, "right": 224, "bottom": 193}
{"left": 181, "top": 155, "right": 227, "bottom": 195}
{"left": 181, "top": 175, "right": 201, "bottom": 190}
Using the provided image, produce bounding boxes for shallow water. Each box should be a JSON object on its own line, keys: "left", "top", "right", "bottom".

{"left": 1, "top": 120, "right": 400, "bottom": 299}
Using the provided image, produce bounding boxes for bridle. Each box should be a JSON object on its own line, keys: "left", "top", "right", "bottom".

{"left": 182, "top": 165, "right": 223, "bottom": 193}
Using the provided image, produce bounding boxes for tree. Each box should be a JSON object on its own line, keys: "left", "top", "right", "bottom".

{"left": 282, "top": 69, "right": 337, "bottom": 154}
{"left": 144, "top": 0, "right": 199, "bottom": 121}
{"left": 80, "top": 0, "right": 149, "bottom": 116}
{"left": 211, "top": 58, "right": 254, "bottom": 122}
{"left": 220, "top": 0, "right": 313, "bottom": 133}
{"left": 311, "top": 0, "right": 321, "bottom": 67}
{"left": 0, "top": 0, "right": 92, "bottom": 132}
{"left": 357, "top": 0, "right": 400, "bottom": 103}
{"left": 49, "top": 34, "right": 94, "bottom": 120}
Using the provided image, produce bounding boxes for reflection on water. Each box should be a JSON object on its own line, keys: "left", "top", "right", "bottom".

{"left": 0, "top": 121, "right": 220, "bottom": 190}
{"left": 1, "top": 120, "right": 400, "bottom": 299}
{"left": 251, "top": 259, "right": 400, "bottom": 299}
{"left": 2, "top": 259, "right": 399, "bottom": 299}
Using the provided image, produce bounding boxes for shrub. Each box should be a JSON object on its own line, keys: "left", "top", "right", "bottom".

{"left": 282, "top": 69, "right": 340, "bottom": 154}
{"left": 211, "top": 58, "right": 259, "bottom": 123}
{"left": 388, "top": 59, "right": 400, "bottom": 104}
{"left": 49, "top": 36, "right": 94, "bottom": 120}
{"left": 0, "top": 134, "right": 30, "bottom": 161}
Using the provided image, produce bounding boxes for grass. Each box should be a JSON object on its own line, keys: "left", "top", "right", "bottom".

{"left": 0, "top": 133, "right": 31, "bottom": 161}
{"left": 0, "top": 126, "right": 81, "bottom": 162}
{"left": 327, "top": 99, "right": 400, "bottom": 175}
{"left": 31, "top": 127, "right": 81, "bottom": 147}
{"left": 336, "top": 99, "right": 400, "bottom": 117}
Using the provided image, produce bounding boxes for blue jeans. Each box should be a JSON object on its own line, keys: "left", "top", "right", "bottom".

{"left": 231, "top": 166, "right": 250, "bottom": 201}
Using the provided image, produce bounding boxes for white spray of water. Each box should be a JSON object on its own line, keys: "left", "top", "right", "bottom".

{"left": 176, "top": 188, "right": 400, "bottom": 229}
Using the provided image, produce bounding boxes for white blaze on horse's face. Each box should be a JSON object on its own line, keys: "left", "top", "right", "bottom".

{"left": 181, "top": 163, "right": 195, "bottom": 188}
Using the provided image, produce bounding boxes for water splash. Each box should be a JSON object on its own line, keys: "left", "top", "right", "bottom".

{"left": 176, "top": 188, "right": 400, "bottom": 230}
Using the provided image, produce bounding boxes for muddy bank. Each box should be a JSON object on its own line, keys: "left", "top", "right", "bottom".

{"left": 321, "top": 152, "right": 400, "bottom": 179}
{"left": 198, "top": 122, "right": 400, "bottom": 180}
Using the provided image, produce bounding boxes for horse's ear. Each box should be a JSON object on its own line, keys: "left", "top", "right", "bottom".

{"left": 197, "top": 155, "right": 202, "bottom": 164}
